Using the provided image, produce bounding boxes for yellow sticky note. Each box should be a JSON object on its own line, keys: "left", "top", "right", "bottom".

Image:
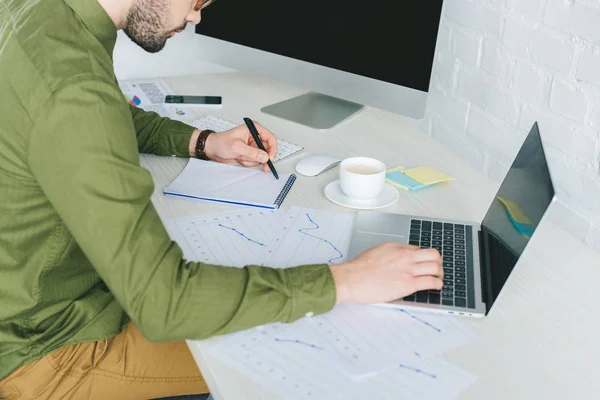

{"left": 496, "top": 196, "right": 532, "bottom": 225}
{"left": 401, "top": 166, "right": 454, "bottom": 185}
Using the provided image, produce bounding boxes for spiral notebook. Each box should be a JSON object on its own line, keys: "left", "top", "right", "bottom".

{"left": 163, "top": 158, "right": 296, "bottom": 209}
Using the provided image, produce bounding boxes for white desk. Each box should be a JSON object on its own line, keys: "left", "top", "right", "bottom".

{"left": 140, "top": 72, "right": 600, "bottom": 399}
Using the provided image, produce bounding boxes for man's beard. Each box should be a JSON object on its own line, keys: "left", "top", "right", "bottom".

{"left": 124, "top": 0, "right": 171, "bottom": 53}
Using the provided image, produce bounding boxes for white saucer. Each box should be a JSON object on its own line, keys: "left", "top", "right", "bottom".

{"left": 324, "top": 180, "right": 399, "bottom": 210}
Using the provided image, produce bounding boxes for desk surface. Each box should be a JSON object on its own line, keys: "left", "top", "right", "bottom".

{"left": 140, "top": 72, "right": 600, "bottom": 399}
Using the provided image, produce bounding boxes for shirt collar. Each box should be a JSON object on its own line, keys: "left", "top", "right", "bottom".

{"left": 63, "top": 0, "right": 117, "bottom": 57}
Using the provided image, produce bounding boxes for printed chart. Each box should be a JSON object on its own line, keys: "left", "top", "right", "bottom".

{"left": 165, "top": 209, "right": 284, "bottom": 267}
{"left": 206, "top": 304, "right": 478, "bottom": 399}
{"left": 265, "top": 206, "right": 356, "bottom": 268}
{"left": 118, "top": 79, "right": 190, "bottom": 121}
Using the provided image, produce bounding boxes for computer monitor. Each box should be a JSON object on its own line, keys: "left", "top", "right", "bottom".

{"left": 194, "top": 1, "right": 444, "bottom": 129}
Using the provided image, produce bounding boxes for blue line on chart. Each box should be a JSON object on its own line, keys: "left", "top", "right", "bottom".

{"left": 218, "top": 224, "right": 265, "bottom": 246}
{"left": 274, "top": 338, "right": 324, "bottom": 350}
{"left": 399, "top": 363, "right": 437, "bottom": 379}
{"left": 298, "top": 213, "right": 343, "bottom": 263}
{"left": 367, "top": 305, "right": 442, "bottom": 333}
{"left": 398, "top": 309, "right": 442, "bottom": 332}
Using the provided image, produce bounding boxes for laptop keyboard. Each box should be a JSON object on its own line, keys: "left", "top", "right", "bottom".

{"left": 403, "top": 219, "right": 473, "bottom": 308}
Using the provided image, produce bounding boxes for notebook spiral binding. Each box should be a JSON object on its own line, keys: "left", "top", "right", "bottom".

{"left": 274, "top": 174, "right": 297, "bottom": 208}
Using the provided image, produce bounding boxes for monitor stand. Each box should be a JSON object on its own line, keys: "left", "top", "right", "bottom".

{"left": 260, "top": 92, "right": 363, "bottom": 130}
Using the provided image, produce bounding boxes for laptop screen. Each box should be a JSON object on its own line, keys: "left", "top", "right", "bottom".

{"left": 480, "top": 122, "right": 555, "bottom": 309}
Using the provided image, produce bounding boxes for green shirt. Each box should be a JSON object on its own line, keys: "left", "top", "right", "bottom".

{"left": 0, "top": 0, "right": 335, "bottom": 380}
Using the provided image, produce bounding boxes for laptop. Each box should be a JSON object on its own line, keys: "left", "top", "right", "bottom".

{"left": 347, "top": 122, "right": 556, "bottom": 317}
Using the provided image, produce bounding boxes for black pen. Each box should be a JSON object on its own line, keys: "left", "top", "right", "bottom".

{"left": 243, "top": 117, "right": 279, "bottom": 180}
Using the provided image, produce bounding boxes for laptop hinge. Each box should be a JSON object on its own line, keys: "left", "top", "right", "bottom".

{"left": 478, "top": 229, "right": 490, "bottom": 312}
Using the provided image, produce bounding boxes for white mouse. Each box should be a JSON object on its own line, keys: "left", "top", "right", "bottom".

{"left": 295, "top": 154, "right": 342, "bottom": 177}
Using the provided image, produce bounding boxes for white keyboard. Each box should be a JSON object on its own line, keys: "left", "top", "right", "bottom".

{"left": 190, "top": 115, "right": 303, "bottom": 163}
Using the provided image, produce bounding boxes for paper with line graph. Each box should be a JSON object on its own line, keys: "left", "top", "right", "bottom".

{"left": 207, "top": 342, "right": 476, "bottom": 400}
{"left": 164, "top": 208, "right": 284, "bottom": 267}
{"left": 204, "top": 303, "right": 478, "bottom": 399}
{"left": 263, "top": 206, "right": 356, "bottom": 268}
{"left": 205, "top": 303, "right": 478, "bottom": 377}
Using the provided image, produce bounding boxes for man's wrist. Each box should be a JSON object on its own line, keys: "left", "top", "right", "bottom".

{"left": 329, "top": 264, "right": 350, "bottom": 305}
{"left": 189, "top": 129, "right": 200, "bottom": 158}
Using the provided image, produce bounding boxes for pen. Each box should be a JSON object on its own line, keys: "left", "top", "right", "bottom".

{"left": 243, "top": 117, "right": 279, "bottom": 180}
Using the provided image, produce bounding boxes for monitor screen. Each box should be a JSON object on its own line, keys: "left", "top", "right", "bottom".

{"left": 480, "top": 123, "right": 555, "bottom": 307}
{"left": 196, "top": 1, "right": 443, "bottom": 93}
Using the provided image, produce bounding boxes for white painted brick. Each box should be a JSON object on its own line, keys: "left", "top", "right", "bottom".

{"left": 547, "top": 200, "right": 591, "bottom": 242}
{"left": 431, "top": 121, "right": 486, "bottom": 170}
{"left": 503, "top": 18, "right": 575, "bottom": 74}
{"left": 505, "top": 0, "right": 545, "bottom": 22}
{"left": 546, "top": 160, "right": 600, "bottom": 219}
{"left": 588, "top": 228, "right": 600, "bottom": 254}
{"left": 485, "top": 154, "right": 511, "bottom": 182}
{"left": 452, "top": 28, "right": 482, "bottom": 66}
{"left": 466, "top": 107, "right": 524, "bottom": 159}
{"left": 544, "top": 0, "right": 600, "bottom": 44}
{"left": 431, "top": 50, "right": 458, "bottom": 90}
{"left": 545, "top": 152, "right": 588, "bottom": 202}
{"left": 425, "top": 0, "right": 600, "bottom": 246}
{"left": 481, "top": 40, "right": 515, "bottom": 81}
{"left": 457, "top": 69, "right": 520, "bottom": 123}
{"left": 590, "top": 203, "right": 600, "bottom": 228}
{"left": 512, "top": 61, "right": 548, "bottom": 107}
{"left": 576, "top": 0, "right": 600, "bottom": 10}
{"left": 485, "top": 90, "right": 520, "bottom": 124}
{"left": 435, "top": 20, "right": 453, "bottom": 55}
{"left": 427, "top": 87, "right": 470, "bottom": 131}
{"left": 528, "top": 29, "right": 575, "bottom": 75}
{"left": 576, "top": 49, "right": 600, "bottom": 89}
{"left": 586, "top": 88, "right": 600, "bottom": 131}
{"left": 589, "top": 113, "right": 600, "bottom": 133}
{"left": 537, "top": 116, "right": 597, "bottom": 166}
{"left": 549, "top": 79, "right": 587, "bottom": 123}
{"left": 502, "top": 18, "right": 533, "bottom": 55}
{"left": 444, "top": 0, "right": 503, "bottom": 37}
{"left": 588, "top": 92, "right": 600, "bottom": 131}
{"left": 519, "top": 105, "right": 542, "bottom": 131}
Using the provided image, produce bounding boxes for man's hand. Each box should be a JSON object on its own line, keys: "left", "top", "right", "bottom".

{"left": 190, "top": 121, "right": 278, "bottom": 172}
{"left": 329, "top": 243, "right": 443, "bottom": 305}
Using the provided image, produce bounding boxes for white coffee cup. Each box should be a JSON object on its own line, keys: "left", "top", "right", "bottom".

{"left": 339, "top": 157, "right": 386, "bottom": 200}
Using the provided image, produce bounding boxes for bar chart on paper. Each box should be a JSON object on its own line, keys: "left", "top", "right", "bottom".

{"left": 165, "top": 209, "right": 285, "bottom": 267}
{"left": 265, "top": 206, "right": 356, "bottom": 268}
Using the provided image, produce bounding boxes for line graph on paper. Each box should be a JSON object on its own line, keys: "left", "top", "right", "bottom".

{"left": 164, "top": 209, "right": 284, "bottom": 267}
{"left": 205, "top": 309, "right": 478, "bottom": 400}
{"left": 264, "top": 206, "right": 356, "bottom": 268}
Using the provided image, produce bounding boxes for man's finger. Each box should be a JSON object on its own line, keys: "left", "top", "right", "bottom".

{"left": 412, "top": 248, "right": 442, "bottom": 263}
{"left": 412, "top": 276, "right": 444, "bottom": 292}
{"left": 238, "top": 159, "right": 260, "bottom": 167}
{"left": 254, "top": 122, "right": 278, "bottom": 160}
{"left": 234, "top": 141, "right": 269, "bottom": 163}
{"left": 411, "top": 261, "right": 444, "bottom": 279}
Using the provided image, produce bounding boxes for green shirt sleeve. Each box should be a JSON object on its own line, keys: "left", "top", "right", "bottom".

{"left": 128, "top": 104, "right": 195, "bottom": 157}
{"left": 28, "top": 75, "right": 336, "bottom": 342}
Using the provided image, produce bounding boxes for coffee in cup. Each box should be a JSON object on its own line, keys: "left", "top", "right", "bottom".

{"left": 339, "top": 157, "right": 386, "bottom": 200}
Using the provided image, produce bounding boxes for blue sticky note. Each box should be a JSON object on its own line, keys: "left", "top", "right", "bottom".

{"left": 386, "top": 170, "right": 431, "bottom": 191}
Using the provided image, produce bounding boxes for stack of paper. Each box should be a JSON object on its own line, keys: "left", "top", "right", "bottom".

{"left": 386, "top": 166, "right": 454, "bottom": 191}
{"left": 165, "top": 206, "right": 479, "bottom": 399}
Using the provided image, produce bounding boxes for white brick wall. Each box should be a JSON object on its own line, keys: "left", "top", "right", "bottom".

{"left": 425, "top": 0, "right": 600, "bottom": 253}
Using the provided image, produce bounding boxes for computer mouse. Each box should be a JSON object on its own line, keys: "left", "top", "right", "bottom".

{"left": 295, "top": 154, "right": 342, "bottom": 177}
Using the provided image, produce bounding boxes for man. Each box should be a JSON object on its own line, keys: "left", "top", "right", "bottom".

{"left": 0, "top": 0, "right": 443, "bottom": 398}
